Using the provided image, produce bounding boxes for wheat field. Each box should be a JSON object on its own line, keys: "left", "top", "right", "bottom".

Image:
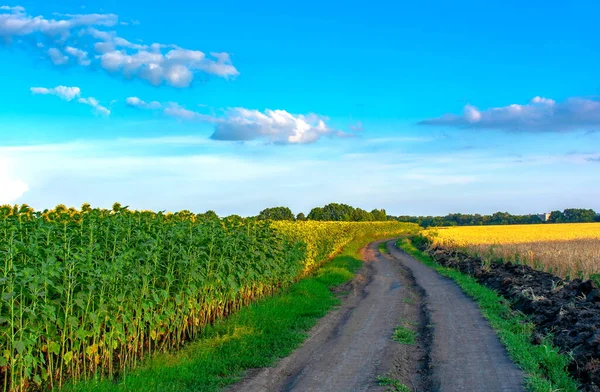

{"left": 425, "top": 223, "right": 600, "bottom": 279}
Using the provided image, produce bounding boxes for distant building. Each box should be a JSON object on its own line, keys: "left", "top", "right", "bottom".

{"left": 537, "top": 213, "right": 551, "bottom": 222}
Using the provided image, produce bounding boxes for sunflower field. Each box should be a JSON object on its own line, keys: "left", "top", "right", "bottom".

{"left": 0, "top": 203, "right": 416, "bottom": 391}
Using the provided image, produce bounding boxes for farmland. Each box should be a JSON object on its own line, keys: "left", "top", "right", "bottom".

{"left": 424, "top": 223, "right": 600, "bottom": 279}
{"left": 0, "top": 203, "right": 416, "bottom": 391}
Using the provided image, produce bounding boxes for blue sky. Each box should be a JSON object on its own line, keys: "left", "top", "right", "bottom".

{"left": 0, "top": 0, "right": 599, "bottom": 216}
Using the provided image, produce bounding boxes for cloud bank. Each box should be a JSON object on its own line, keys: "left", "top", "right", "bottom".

{"left": 126, "top": 97, "right": 340, "bottom": 144}
{"left": 420, "top": 96, "right": 600, "bottom": 132}
{"left": 212, "top": 108, "right": 334, "bottom": 144}
{"left": 0, "top": 6, "right": 238, "bottom": 87}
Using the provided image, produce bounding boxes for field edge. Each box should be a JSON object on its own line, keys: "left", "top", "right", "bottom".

{"left": 61, "top": 233, "right": 397, "bottom": 392}
{"left": 396, "top": 238, "right": 579, "bottom": 392}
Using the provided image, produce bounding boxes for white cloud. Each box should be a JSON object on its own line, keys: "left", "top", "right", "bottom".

{"left": 0, "top": 5, "right": 24, "bottom": 13}
{"left": 125, "top": 96, "right": 161, "bottom": 109}
{"left": 31, "top": 85, "right": 109, "bottom": 115}
{"left": 65, "top": 46, "right": 90, "bottom": 65}
{"left": 30, "top": 85, "right": 81, "bottom": 100}
{"left": 0, "top": 6, "right": 237, "bottom": 88}
{"left": 531, "top": 96, "right": 556, "bottom": 105}
{"left": 0, "top": 7, "right": 117, "bottom": 37}
{"left": 163, "top": 103, "right": 212, "bottom": 121}
{"left": 48, "top": 47, "right": 68, "bottom": 65}
{"left": 97, "top": 48, "right": 237, "bottom": 87}
{"left": 420, "top": 96, "right": 600, "bottom": 132}
{"left": 212, "top": 108, "right": 335, "bottom": 144}
{"left": 1, "top": 138, "right": 599, "bottom": 216}
{"left": 126, "top": 98, "right": 340, "bottom": 144}
{"left": 0, "top": 157, "right": 29, "bottom": 204}
{"left": 78, "top": 97, "right": 110, "bottom": 115}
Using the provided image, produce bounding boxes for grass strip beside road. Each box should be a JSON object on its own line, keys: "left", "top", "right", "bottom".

{"left": 63, "top": 236, "right": 384, "bottom": 392}
{"left": 397, "top": 238, "right": 578, "bottom": 392}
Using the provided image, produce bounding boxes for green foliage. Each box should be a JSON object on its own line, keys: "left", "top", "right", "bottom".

{"left": 395, "top": 208, "right": 599, "bottom": 228}
{"left": 196, "top": 210, "right": 219, "bottom": 220}
{"left": 63, "top": 232, "right": 378, "bottom": 391}
{"left": 0, "top": 205, "right": 305, "bottom": 390}
{"left": 376, "top": 375, "right": 411, "bottom": 392}
{"left": 306, "top": 203, "right": 387, "bottom": 222}
{"left": 392, "top": 326, "right": 416, "bottom": 345}
{"left": 296, "top": 212, "right": 307, "bottom": 221}
{"left": 548, "top": 208, "right": 598, "bottom": 223}
{"left": 257, "top": 206, "right": 295, "bottom": 221}
{"left": 0, "top": 204, "right": 415, "bottom": 391}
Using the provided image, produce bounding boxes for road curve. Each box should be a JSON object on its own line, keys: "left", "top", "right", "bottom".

{"left": 229, "top": 240, "right": 524, "bottom": 392}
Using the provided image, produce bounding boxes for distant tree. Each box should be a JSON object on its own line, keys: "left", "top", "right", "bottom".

{"left": 308, "top": 203, "right": 354, "bottom": 221}
{"left": 197, "top": 210, "right": 219, "bottom": 220}
{"left": 296, "top": 212, "right": 307, "bottom": 221}
{"left": 350, "top": 208, "right": 374, "bottom": 222}
{"left": 371, "top": 209, "right": 387, "bottom": 221}
{"left": 548, "top": 210, "right": 565, "bottom": 223}
{"left": 562, "top": 208, "right": 597, "bottom": 223}
{"left": 257, "top": 206, "right": 295, "bottom": 221}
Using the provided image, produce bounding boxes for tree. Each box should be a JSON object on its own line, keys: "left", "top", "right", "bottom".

{"left": 371, "top": 209, "right": 387, "bottom": 221}
{"left": 296, "top": 212, "right": 307, "bottom": 221}
{"left": 563, "top": 208, "right": 597, "bottom": 223}
{"left": 548, "top": 210, "right": 565, "bottom": 223}
{"left": 308, "top": 203, "right": 354, "bottom": 221}
{"left": 350, "top": 208, "right": 374, "bottom": 222}
{"left": 257, "top": 206, "right": 295, "bottom": 221}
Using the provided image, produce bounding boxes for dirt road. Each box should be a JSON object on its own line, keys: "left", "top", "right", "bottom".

{"left": 229, "top": 240, "right": 524, "bottom": 392}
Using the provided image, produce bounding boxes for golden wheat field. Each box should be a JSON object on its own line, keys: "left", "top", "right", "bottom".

{"left": 425, "top": 223, "right": 600, "bottom": 279}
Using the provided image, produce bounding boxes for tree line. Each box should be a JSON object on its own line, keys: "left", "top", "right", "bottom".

{"left": 254, "top": 204, "right": 599, "bottom": 227}
{"left": 393, "top": 208, "right": 599, "bottom": 227}
{"left": 256, "top": 203, "right": 387, "bottom": 222}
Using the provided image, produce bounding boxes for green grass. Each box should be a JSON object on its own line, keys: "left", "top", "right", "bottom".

{"left": 397, "top": 238, "right": 579, "bottom": 392}
{"left": 392, "top": 325, "right": 417, "bottom": 345}
{"left": 376, "top": 375, "right": 411, "bottom": 392}
{"left": 61, "top": 235, "right": 383, "bottom": 392}
{"left": 379, "top": 241, "right": 388, "bottom": 254}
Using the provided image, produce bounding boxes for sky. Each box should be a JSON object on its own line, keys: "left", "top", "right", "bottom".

{"left": 0, "top": 0, "right": 599, "bottom": 216}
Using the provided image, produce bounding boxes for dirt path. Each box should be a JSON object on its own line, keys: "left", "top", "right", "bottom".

{"left": 229, "top": 240, "right": 524, "bottom": 392}
{"left": 387, "top": 242, "right": 524, "bottom": 391}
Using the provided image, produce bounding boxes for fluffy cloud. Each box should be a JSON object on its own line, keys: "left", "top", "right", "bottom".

{"left": 31, "top": 85, "right": 110, "bottom": 115}
{"left": 47, "top": 47, "right": 68, "bottom": 65}
{"left": 125, "top": 96, "right": 161, "bottom": 109}
{"left": 30, "top": 85, "right": 81, "bottom": 100}
{"left": 127, "top": 98, "right": 338, "bottom": 144}
{"left": 212, "top": 108, "right": 333, "bottom": 144}
{"left": 0, "top": 6, "right": 238, "bottom": 87}
{"left": 0, "top": 7, "right": 117, "bottom": 37}
{"left": 64, "top": 46, "right": 90, "bottom": 65}
{"left": 420, "top": 96, "right": 600, "bottom": 132}
{"left": 97, "top": 48, "right": 237, "bottom": 87}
